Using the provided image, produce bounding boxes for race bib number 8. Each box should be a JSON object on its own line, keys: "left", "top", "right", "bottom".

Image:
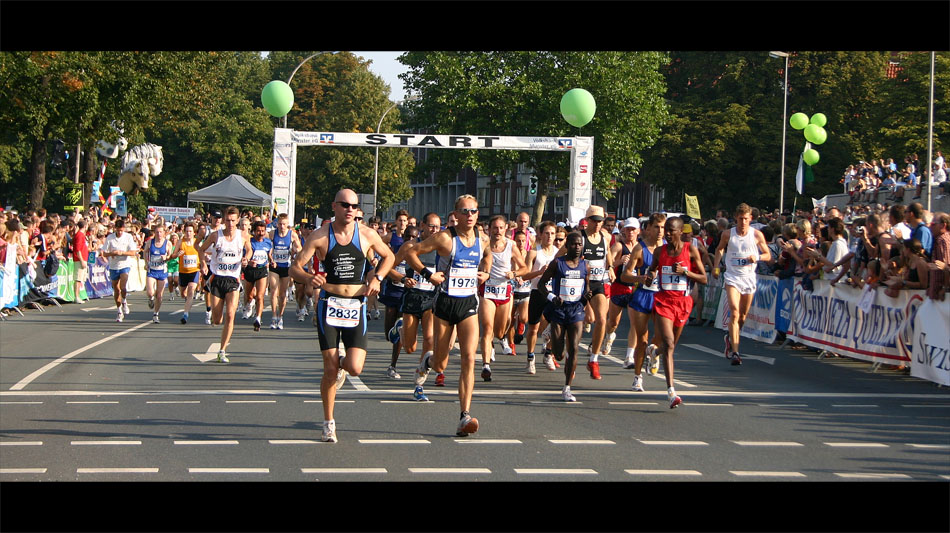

{"left": 559, "top": 277, "right": 584, "bottom": 302}
{"left": 326, "top": 296, "right": 362, "bottom": 328}
{"left": 448, "top": 267, "right": 477, "bottom": 296}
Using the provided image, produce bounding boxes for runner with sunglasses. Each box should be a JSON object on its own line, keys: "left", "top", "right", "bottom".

{"left": 290, "top": 189, "right": 394, "bottom": 443}
{"left": 405, "top": 195, "right": 491, "bottom": 437}
{"left": 603, "top": 217, "right": 640, "bottom": 365}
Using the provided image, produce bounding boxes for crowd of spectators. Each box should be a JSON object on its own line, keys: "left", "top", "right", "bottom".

{"left": 844, "top": 151, "right": 949, "bottom": 204}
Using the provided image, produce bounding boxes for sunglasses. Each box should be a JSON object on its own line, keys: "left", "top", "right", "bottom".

{"left": 336, "top": 201, "right": 359, "bottom": 210}
{"left": 457, "top": 208, "right": 479, "bottom": 216}
{"left": 555, "top": 237, "right": 565, "bottom": 242}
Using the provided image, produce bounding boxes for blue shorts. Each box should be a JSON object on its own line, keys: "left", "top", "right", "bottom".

{"left": 610, "top": 292, "right": 633, "bottom": 308}
{"left": 110, "top": 267, "right": 131, "bottom": 281}
{"left": 543, "top": 300, "right": 586, "bottom": 325}
{"left": 147, "top": 270, "right": 168, "bottom": 281}
{"left": 628, "top": 288, "right": 656, "bottom": 314}
{"left": 378, "top": 284, "right": 406, "bottom": 308}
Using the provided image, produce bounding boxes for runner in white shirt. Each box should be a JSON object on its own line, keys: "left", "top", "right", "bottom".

{"left": 198, "top": 207, "right": 253, "bottom": 363}
{"left": 712, "top": 203, "right": 771, "bottom": 366}
{"left": 100, "top": 218, "right": 139, "bottom": 322}
{"left": 521, "top": 221, "right": 560, "bottom": 374}
{"left": 478, "top": 215, "right": 528, "bottom": 382}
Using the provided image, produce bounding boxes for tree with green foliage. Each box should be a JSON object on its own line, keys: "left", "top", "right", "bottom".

{"left": 399, "top": 51, "right": 669, "bottom": 225}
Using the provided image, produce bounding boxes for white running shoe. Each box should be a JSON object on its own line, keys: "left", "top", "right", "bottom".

{"left": 544, "top": 353, "right": 556, "bottom": 371}
{"left": 277, "top": 318, "right": 284, "bottom": 330}
{"left": 242, "top": 307, "right": 252, "bottom": 320}
{"left": 540, "top": 325, "right": 552, "bottom": 345}
{"left": 147, "top": 297, "right": 154, "bottom": 309}
{"left": 623, "top": 356, "right": 637, "bottom": 369}
{"left": 122, "top": 301, "right": 130, "bottom": 315}
{"left": 335, "top": 368, "right": 347, "bottom": 389}
{"left": 584, "top": 322, "right": 591, "bottom": 333}
{"left": 562, "top": 386, "right": 576, "bottom": 402}
{"left": 152, "top": 313, "right": 160, "bottom": 324}
{"left": 217, "top": 350, "right": 230, "bottom": 364}
{"left": 297, "top": 309, "right": 305, "bottom": 322}
{"left": 526, "top": 358, "right": 536, "bottom": 375}
{"left": 490, "top": 348, "right": 496, "bottom": 363}
{"left": 415, "top": 352, "right": 432, "bottom": 386}
{"left": 322, "top": 420, "right": 337, "bottom": 443}
{"left": 270, "top": 317, "right": 278, "bottom": 329}
{"left": 647, "top": 344, "right": 659, "bottom": 375}
{"left": 632, "top": 374, "right": 644, "bottom": 392}
{"left": 386, "top": 366, "right": 401, "bottom": 379}
{"left": 500, "top": 338, "right": 513, "bottom": 355}
{"left": 603, "top": 332, "right": 616, "bottom": 355}
{"left": 116, "top": 310, "right": 124, "bottom": 323}
{"left": 205, "top": 311, "right": 212, "bottom": 325}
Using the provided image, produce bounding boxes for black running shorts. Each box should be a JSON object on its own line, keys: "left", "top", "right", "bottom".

{"left": 433, "top": 293, "right": 479, "bottom": 325}
{"left": 315, "top": 291, "right": 368, "bottom": 352}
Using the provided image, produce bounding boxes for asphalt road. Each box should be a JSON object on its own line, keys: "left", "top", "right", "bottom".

{"left": 2, "top": 290, "right": 949, "bottom": 531}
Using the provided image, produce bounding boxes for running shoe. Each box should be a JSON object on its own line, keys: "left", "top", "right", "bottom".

{"left": 623, "top": 356, "right": 637, "bottom": 369}
{"left": 562, "top": 387, "right": 576, "bottom": 402}
{"left": 253, "top": 318, "right": 261, "bottom": 332}
{"left": 414, "top": 352, "right": 431, "bottom": 386}
{"left": 730, "top": 351, "right": 743, "bottom": 366}
{"left": 335, "top": 368, "right": 347, "bottom": 389}
{"left": 152, "top": 313, "right": 160, "bottom": 324}
{"left": 242, "top": 307, "right": 253, "bottom": 320}
{"left": 514, "top": 333, "right": 524, "bottom": 345}
{"left": 181, "top": 312, "right": 188, "bottom": 325}
{"left": 434, "top": 372, "right": 445, "bottom": 387}
{"left": 490, "top": 348, "right": 496, "bottom": 362}
{"left": 413, "top": 386, "right": 429, "bottom": 401}
{"left": 270, "top": 317, "right": 278, "bottom": 330}
{"left": 500, "top": 338, "right": 513, "bottom": 355}
{"left": 647, "top": 344, "right": 660, "bottom": 375}
{"left": 387, "top": 318, "right": 403, "bottom": 344}
{"left": 386, "top": 366, "right": 401, "bottom": 379}
{"left": 456, "top": 413, "right": 479, "bottom": 437}
{"left": 543, "top": 353, "right": 556, "bottom": 371}
{"left": 517, "top": 321, "right": 526, "bottom": 336}
{"left": 669, "top": 392, "right": 682, "bottom": 409}
{"left": 297, "top": 309, "right": 305, "bottom": 322}
{"left": 632, "top": 374, "right": 644, "bottom": 392}
{"left": 277, "top": 318, "right": 284, "bottom": 330}
{"left": 540, "top": 325, "right": 552, "bottom": 345}
{"left": 604, "top": 331, "right": 617, "bottom": 355}
{"left": 371, "top": 309, "right": 380, "bottom": 320}
{"left": 217, "top": 350, "right": 230, "bottom": 364}
{"left": 116, "top": 310, "right": 124, "bottom": 323}
{"left": 205, "top": 311, "right": 212, "bottom": 325}
{"left": 148, "top": 297, "right": 154, "bottom": 309}
{"left": 526, "top": 357, "right": 536, "bottom": 375}
{"left": 122, "top": 301, "right": 130, "bottom": 315}
{"left": 481, "top": 365, "right": 492, "bottom": 382}
{"left": 587, "top": 360, "right": 602, "bottom": 380}
{"left": 322, "top": 420, "right": 337, "bottom": 443}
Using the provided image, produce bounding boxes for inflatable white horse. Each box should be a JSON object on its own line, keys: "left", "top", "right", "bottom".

{"left": 95, "top": 120, "right": 164, "bottom": 194}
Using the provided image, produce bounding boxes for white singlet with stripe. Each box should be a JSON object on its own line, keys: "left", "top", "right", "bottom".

{"left": 530, "top": 245, "right": 558, "bottom": 291}
{"left": 211, "top": 229, "right": 244, "bottom": 279}
{"left": 723, "top": 226, "right": 758, "bottom": 294}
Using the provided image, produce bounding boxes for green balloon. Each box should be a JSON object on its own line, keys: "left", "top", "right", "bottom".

{"left": 804, "top": 124, "right": 827, "bottom": 145}
{"left": 789, "top": 112, "right": 809, "bottom": 130}
{"left": 803, "top": 148, "right": 820, "bottom": 166}
{"left": 560, "top": 88, "right": 596, "bottom": 128}
{"left": 261, "top": 80, "right": 294, "bottom": 118}
{"left": 810, "top": 113, "right": 827, "bottom": 127}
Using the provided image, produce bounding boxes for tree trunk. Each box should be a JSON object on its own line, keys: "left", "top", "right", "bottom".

{"left": 30, "top": 136, "right": 47, "bottom": 210}
{"left": 531, "top": 174, "right": 548, "bottom": 226}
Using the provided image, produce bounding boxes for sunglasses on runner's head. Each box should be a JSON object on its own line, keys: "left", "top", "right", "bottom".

{"left": 457, "top": 208, "right": 479, "bottom": 215}
{"left": 336, "top": 201, "right": 359, "bottom": 210}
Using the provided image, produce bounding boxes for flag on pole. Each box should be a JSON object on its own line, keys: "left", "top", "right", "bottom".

{"left": 795, "top": 154, "right": 804, "bottom": 195}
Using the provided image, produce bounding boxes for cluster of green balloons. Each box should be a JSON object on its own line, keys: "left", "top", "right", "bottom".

{"left": 261, "top": 80, "right": 294, "bottom": 118}
{"left": 560, "top": 88, "right": 596, "bottom": 128}
{"left": 790, "top": 112, "right": 827, "bottom": 165}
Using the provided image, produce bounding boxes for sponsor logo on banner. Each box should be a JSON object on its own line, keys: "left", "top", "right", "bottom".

{"left": 911, "top": 298, "right": 950, "bottom": 385}
{"left": 558, "top": 139, "right": 573, "bottom": 148}
{"left": 320, "top": 134, "right": 335, "bottom": 143}
{"left": 579, "top": 151, "right": 588, "bottom": 158}
{"left": 579, "top": 165, "right": 588, "bottom": 174}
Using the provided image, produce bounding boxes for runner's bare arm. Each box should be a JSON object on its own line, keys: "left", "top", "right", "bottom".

{"left": 477, "top": 235, "right": 493, "bottom": 284}
{"left": 687, "top": 245, "right": 707, "bottom": 285}
{"left": 620, "top": 245, "right": 644, "bottom": 284}
{"left": 405, "top": 230, "right": 451, "bottom": 285}
{"left": 365, "top": 227, "right": 395, "bottom": 297}
{"left": 510, "top": 245, "right": 529, "bottom": 278}
{"left": 290, "top": 231, "right": 323, "bottom": 289}
{"left": 712, "top": 232, "right": 730, "bottom": 278}
{"left": 754, "top": 229, "right": 771, "bottom": 263}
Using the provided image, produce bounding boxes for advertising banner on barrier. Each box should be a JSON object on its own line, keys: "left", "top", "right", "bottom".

{"left": 775, "top": 277, "right": 794, "bottom": 333}
{"left": 54, "top": 259, "right": 88, "bottom": 302}
{"left": 786, "top": 279, "right": 923, "bottom": 365}
{"left": 701, "top": 274, "right": 723, "bottom": 321}
{"left": 911, "top": 298, "right": 950, "bottom": 386}
{"left": 85, "top": 254, "right": 113, "bottom": 299}
{"left": 715, "top": 274, "right": 780, "bottom": 343}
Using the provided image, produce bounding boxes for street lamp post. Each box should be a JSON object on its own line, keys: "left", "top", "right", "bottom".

{"left": 770, "top": 51, "right": 790, "bottom": 214}
{"left": 373, "top": 94, "right": 420, "bottom": 218}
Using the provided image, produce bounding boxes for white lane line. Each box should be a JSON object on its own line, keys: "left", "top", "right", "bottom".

{"left": 731, "top": 471, "right": 806, "bottom": 478}
{"left": 758, "top": 404, "right": 808, "bottom": 407}
{"left": 0, "top": 401, "right": 43, "bottom": 405}
{"left": 732, "top": 441, "right": 804, "bottom": 447}
{"left": 380, "top": 400, "right": 433, "bottom": 404}
{"left": 192, "top": 343, "right": 221, "bottom": 363}
{"left": 66, "top": 401, "right": 120, "bottom": 405}
{"left": 409, "top": 468, "right": 492, "bottom": 474}
{"left": 625, "top": 469, "right": 702, "bottom": 476}
{"left": 638, "top": 440, "right": 709, "bottom": 446}
{"left": 77, "top": 468, "right": 159, "bottom": 474}
{"left": 226, "top": 400, "right": 277, "bottom": 404}
{"left": 834, "top": 472, "right": 911, "bottom": 479}
{"left": 683, "top": 343, "right": 775, "bottom": 365}
{"left": 147, "top": 401, "right": 200, "bottom": 404}
{"left": 71, "top": 440, "right": 141, "bottom": 446}
{"left": 530, "top": 400, "right": 584, "bottom": 405}
{"left": 11, "top": 320, "right": 152, "bottom": 390}
{"left": 901, "top": 404, "right": 950, "bottom": 408}
{"left": 302, "top": 468, "right": 387, "bottom": 474}
{"left": 303, "top": 400, "right": 354, "bottom": 404}
{"left": 549, "top": 439, "right": 615, "bottom": 445}
{"left": 454, "top": 439, "right": 522, "bottom": 444}
{"left": 824, "top": 442, "right": 889, "bottom": 448}
{"left": 0, "top": 468, "right": 47, "bottom": 474}
{"left": 600, "top": 354, "right": 625, "bottom": 366}
{"left": 514, "top": 468, "right": 598, "bottom": 475}
{"left": 269, "top": 440, "right": 320, "bottom": 445}
{"left": 169, "top": 310, "right": 184, "bottom": 315}
{"left": 940, "top": 475, "right": 950, "bottom": 480}
{"left": 174, "top": 440, "right": 240, "bottom": 445}
{"left": 188, "top": 468, "right": 269, "bottom": 474}
{"left": 0, "top": 441, "right": 43, "bottom": 446}
{"left": 80, "top": 306, "right": 115, "bottom": 312}
{"left": 346, "top": 375, "right": 371, "bottom": 392}
{"left": 609, "top": 401, "right": 659, "bottom": 405}
{"left": 906, "top": 444, "right": 950, "bottom": 449}
{"left": 358, "top": 439, "right": 430, "bottom": 445}
{"left": 687, "top": 403, "right": 734, "bottom": 407}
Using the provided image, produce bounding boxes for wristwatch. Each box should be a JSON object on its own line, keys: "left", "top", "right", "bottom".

{"left": 375, "top": 273, "right": 384, "bottom": 283}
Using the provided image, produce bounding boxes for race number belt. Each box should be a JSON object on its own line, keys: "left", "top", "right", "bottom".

{"left": 325, "top": 296, "right": 362, "bottom": 328}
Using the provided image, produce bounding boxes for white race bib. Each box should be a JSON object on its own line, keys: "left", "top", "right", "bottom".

{"left": 413, "top": 271, "right": 435, "bottom": 292}
{"left": 392, "top": 263, "right": 407, "bottom": 287}
{"left": 660, "top": 265, "right": 688, "bottom": 292}
{"left": 588, "top": 259, "right": 608, "bottom": 281}
{"left": 325, "top": 296, "right": 362, "bottom": 328}
{"left": 728, "top": 253, "right": 753, "bottom": 268}
{"left": 182, "top": 254, "right": 198, "bottom": 269}
{"left": 484, "top": 278, "right": 509, "bottom": 301}
{"left": 251, "top": 249, "right": 268, "bottom": 265}
{"left": 274, "top": 249, "right": 291, "bottom": 264}
{"left": 447, "top": 267, "right": 478, "bottom": 297}
{"left": 559, "top": 277, "right": 584, "bottom": 302}
{"left": 148, "top": 254, "right": 166, "bottom": 271}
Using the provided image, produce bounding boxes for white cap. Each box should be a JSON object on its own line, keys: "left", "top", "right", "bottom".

{"left": 556, "top": 222, "right": 566, "bottom": 227}
{"left": 621, "top": 217, "right": 640, "bottom": 229}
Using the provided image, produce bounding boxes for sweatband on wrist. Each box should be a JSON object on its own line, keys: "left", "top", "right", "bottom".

{"left": 421, "top": 268, "right": 433, "bottom": 281}
{"left": 546, "top": 293, "right": 556, "bottom": 302}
